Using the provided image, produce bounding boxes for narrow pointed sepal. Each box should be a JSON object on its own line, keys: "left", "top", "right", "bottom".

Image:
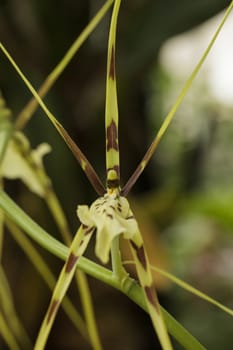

{"left": 34, "top": 225, "right": 94, "bottom": 350}
{"left": 105, "top": 0, "right": 122, "bottom": 185}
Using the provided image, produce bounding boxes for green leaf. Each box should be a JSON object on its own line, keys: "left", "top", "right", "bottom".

{"left": 0, "top": 190, "right": 206, "bottom": 349}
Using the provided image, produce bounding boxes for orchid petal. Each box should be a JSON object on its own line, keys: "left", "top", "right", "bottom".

{"left": 1, "top": 132, "right": 51, "bottom": 197}
{"left": 77, "top": 192, "right": 141, "bottom": 264}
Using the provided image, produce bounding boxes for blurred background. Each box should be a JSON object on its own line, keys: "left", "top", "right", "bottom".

{"left": 0, "top": 0, "right": 233, "bottom": 349}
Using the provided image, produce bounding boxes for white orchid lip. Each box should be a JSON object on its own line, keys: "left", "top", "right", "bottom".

{"left": 77, "top": 192, "right": 140, "bottom": 264}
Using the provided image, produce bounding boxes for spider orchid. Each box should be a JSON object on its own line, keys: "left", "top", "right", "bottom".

{"left": 1, "top": 0, "right": 233, "bottom": 349}
{"left": 33, "top": 1, "right": 172, "bottom": 348}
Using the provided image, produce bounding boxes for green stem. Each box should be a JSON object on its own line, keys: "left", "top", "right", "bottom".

{"left": 111, "top": 236, "right": 126, "bottom": 279}
{"left": 151, "top": 265, "right": 233, "bottom": 317}
{"left": 37, "top": 176, "right": 102, "bottom": 347}
{"left": 0, "top": 311, "right": 20, "bottom": 350}
{"left": 122, "top": 0, "right": 233, "bottom": 195}
{"left": 15, "top": 0, "right": 114, "bottom": 130}
{"left": 0, "top": 265, "right": 32, "bottom": 349}
{"left": 77, "top": 270, "right": 102, "bottom": 350}
{"left": 122, "top": 278, "right": 206, "bottom": 350}
{"left": 0, "top": 92, "right": 13, "bottom": 164}
{"left": 35, "top": 181, "right": 102, "bottom": 348}
{"left": 0, "top": 180, "right": 4, "bottom": 259}
{"left": 44, "top": 189, "right": 71, "bottom": 244}
{"left": 0, "top": 190, "right": 206, "bottom": 349}
{"left": 0, "top": 190, "right": 114, "bottom": 285}
{"left": 6, "top": 218, "right": 88, "bottom": 340}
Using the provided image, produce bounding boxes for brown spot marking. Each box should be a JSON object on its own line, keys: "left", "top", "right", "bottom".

{"left": 106, "top": 120, "right": 118, "bottom": 151}
{"left": 47, "top": 299, "right": 59, "bottom": 324}
{"left": 130, "top": 241, "right": 147, "bottom": 270}
{"left": 107, "top": 213, "right": 113, "bottom": 219}
{"left": 109, "top": 46, "right": 115, "bottom": 80}
{"left": 113, "top": 165, "right": 120, "bottom": 175}
{"left": 107, "top": 177, "right": 120, "bottom": 189}
{"left": 145, "top": 286, "right": 159, "bottom": 312}
{"left": 43, "top": 183, "right": 53, "bottom": 200}
{"left": 126, "top": 215, "right": 134, "bottom": 220}
{"left": 85, "top": 227, "right": 94, "bottom": 235}
{"left": 107, "top": 165, "right": 120, "bottom": 188}
{"left": 65, "top": 252, "right": 79, "bottom": 273}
